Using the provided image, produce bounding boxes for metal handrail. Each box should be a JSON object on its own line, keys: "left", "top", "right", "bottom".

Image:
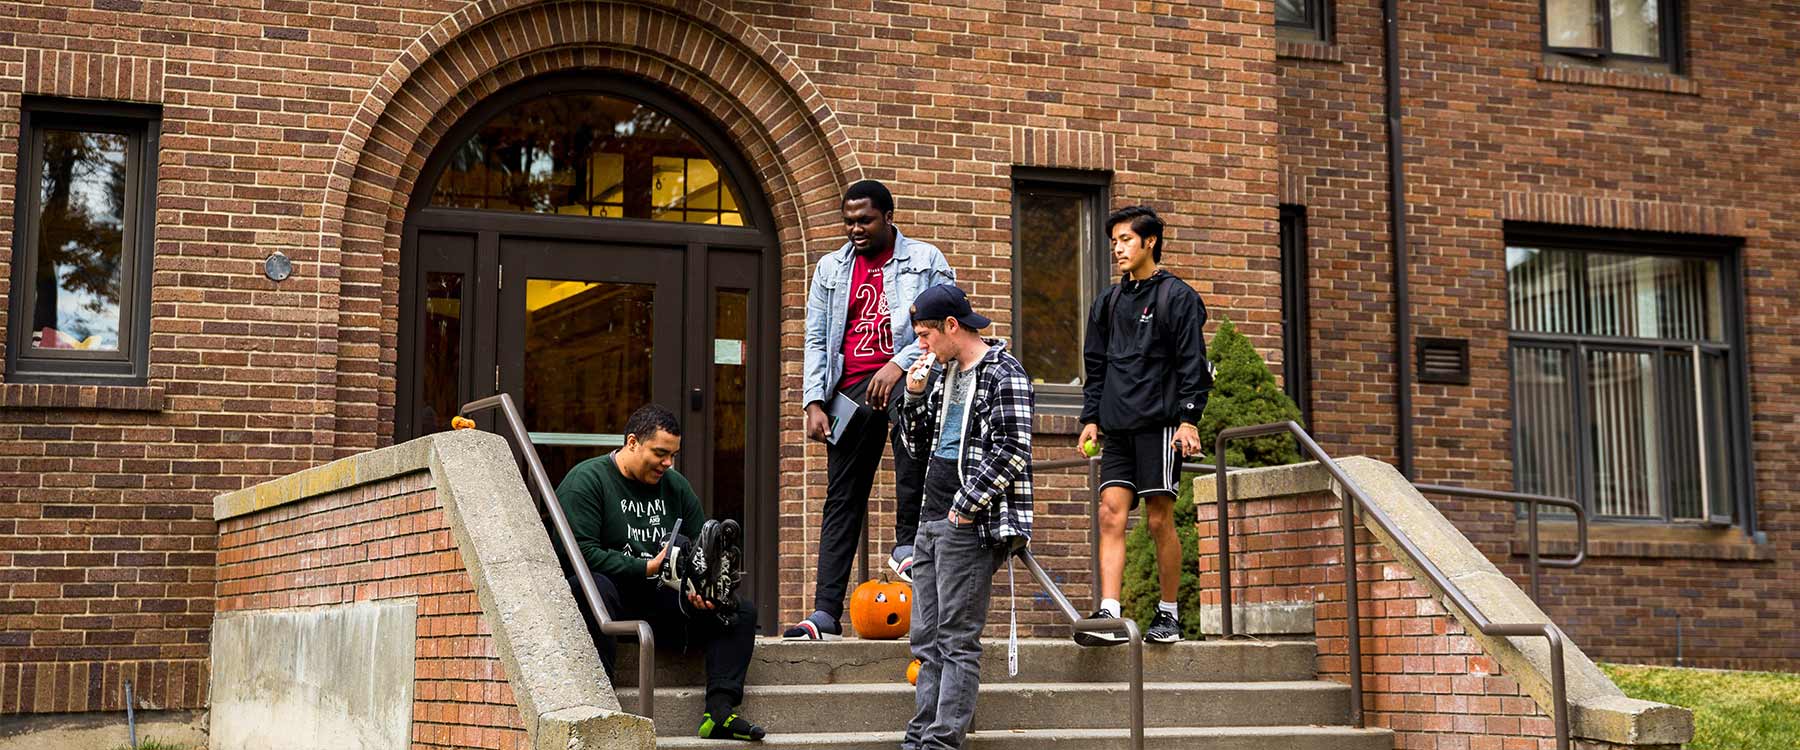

{"left": 459, "top": 394, "right": 658, "bottom": 719}
{"left": 1016, "top": 548, "right": 1143, "bottom": 750}
{"left": 1414, "top": 484, "right": 1587, "bottom": 603}
{"left": 1033, "top": 455, "right": 1237, "bottom": 608}
{"left": 1021, "top": 455, "right": 1148, "bottom": 750}
{"left": 1214, "top": 422, "right": 1571, "bottom": 750}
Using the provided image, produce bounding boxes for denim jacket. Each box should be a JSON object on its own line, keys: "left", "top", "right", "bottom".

{"left": 802, "top": 229, "right": 955, "bottom": 407}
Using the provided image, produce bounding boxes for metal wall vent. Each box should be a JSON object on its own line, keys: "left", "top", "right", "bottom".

{"left": 1416, "top": 337, "right": 1470, "bottom": 385}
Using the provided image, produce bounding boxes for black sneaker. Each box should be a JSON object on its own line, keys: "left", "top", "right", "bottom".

{"left": 694, "top": 519, "right": 744, "bottom": 610}
{"left": 1146, "top": 610, "right": 1183, "bottom": 644}
{"left": 1072, "top": 610, "right": 1128, "bottom": 648}
{"left": 698, "top": 711, "right": 766, "bottom": 741}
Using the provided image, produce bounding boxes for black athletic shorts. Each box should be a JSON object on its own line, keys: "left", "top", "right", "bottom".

{"left": 1098, "top": 427, "right": 1181, "bottom": 509}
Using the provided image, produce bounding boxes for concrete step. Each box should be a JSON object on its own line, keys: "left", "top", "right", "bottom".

{"left": 621, "top": 680, "right": 1350, "bottom": 736}
{"left": 653, "top": 725, "right": 1396, "bottom": 750}
{"left": 612, "top": 636, "right": 1316, "bottom": 687}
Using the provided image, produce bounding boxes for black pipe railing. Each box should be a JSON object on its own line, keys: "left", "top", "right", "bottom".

{"left": 1413, "top": 484, "right": 1587, "bottom": 604}
{"left": 458, "top": 394, "right": 658, "bottom": 719}
{"left": 1213, "top": 421, "right": 1571, "bottom": 749}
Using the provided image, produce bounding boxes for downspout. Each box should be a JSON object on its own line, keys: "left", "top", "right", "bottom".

{"left": 1383, "top": 0, "right": 1415, "bottom": 479}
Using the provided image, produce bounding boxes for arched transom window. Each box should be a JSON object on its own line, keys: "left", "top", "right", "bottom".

{"left": 430, "top": 93, "right": 748, "bottom": 226}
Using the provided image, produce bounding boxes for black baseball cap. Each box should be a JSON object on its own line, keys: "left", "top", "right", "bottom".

{"left": 910, "top": 284, "right": 991, "bottom": 330}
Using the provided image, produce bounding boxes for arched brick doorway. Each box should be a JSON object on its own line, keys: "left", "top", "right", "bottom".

{"left": 397, "top": 71, "right": 782, "bottom": 628}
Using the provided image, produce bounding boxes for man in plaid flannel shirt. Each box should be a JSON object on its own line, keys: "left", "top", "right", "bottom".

{"left": 895, "top": 283, "right": 1033, "bottom": 750}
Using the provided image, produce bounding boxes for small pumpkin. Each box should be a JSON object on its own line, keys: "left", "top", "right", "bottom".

{"left": 906, "top": 658, "right": 921, "bottom": 685}
{"left": 450, "top": 416, "right": 476, "bottom": 430}
{"left": 849, "top": 572, "right": 912, "bottom": 640}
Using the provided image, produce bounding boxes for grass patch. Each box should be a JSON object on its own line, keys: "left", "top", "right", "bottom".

{"left": 1601, "top": 663, "right": 1800, "bottom": 750}
{"left": 105, "top": 740, "right": 195, "bottom": 750}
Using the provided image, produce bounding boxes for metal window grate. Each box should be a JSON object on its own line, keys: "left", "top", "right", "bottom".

{"left": 1416, "top": 337, "right": 1470, "bottom": 385}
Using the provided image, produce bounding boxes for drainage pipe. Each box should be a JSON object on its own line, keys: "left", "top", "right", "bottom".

{"left": 1382, "top": 0, "right": 1416, "bottom": 478}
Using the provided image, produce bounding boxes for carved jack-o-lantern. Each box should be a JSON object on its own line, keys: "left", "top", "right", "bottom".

{"left": 849, "top": 573, "right": 912, "bottom": 640}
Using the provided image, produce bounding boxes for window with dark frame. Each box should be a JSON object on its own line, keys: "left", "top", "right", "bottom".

{"left": 6, "top": 99, "right": 160, "bottom": 384}
{"left": 1542, "top": 0, "right": 1680, "bottom": 69}
{"left": 1506, "top": 225, "right": 1748, "bottom": 528}
{"left": 1276, "top": 0, "right": 1331, "bottom": 43}
{"left": 1011, "top": 169, "right": 1109, "bottom": 413}
{"left": 1279, "top": 205, "right": 1311, "bottom": 421}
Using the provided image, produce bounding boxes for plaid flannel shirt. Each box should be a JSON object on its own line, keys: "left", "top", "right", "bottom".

{"left": 899, "top": 339, "right": 1034, "bottom": 549}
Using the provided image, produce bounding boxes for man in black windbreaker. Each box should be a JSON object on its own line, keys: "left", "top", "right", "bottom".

{"left": 1075, "top": 205, "right": 1212, "bottom": 646}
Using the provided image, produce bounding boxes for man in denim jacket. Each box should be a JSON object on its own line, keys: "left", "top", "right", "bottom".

{"left": 785, "top": 180, "right": 955, "bottom": 640}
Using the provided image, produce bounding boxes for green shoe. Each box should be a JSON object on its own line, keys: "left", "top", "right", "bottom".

{"left": 698, "top": 711, "right": 766, "bottom": 741}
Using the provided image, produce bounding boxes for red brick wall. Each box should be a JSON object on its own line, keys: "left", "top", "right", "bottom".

{"left": 1528, "top": 536, "right": 1790, "bottom": 671}
{"left": 215, "top": 470, "right": 528, "bottom": 750}
{"left": 1198, "top": 487, "right": 1563, "bottom": 750}
{"left": 1277, "top": 2, "right": 1799, "bottom": 670}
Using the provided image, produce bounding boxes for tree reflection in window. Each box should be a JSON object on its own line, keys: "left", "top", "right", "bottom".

{"left": 430, "top": 93, "right": 747, "bottom": 226}
{"left": 33, "top": 130, "right": 129, "bottom": 352}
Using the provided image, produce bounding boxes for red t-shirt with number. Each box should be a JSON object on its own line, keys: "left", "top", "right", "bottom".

{"left": 840, "top": 247, "right": 896, "bottom": 388}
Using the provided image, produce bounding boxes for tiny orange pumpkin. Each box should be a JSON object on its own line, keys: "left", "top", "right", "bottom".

{"left": 848, "top": 572, "right": 911, "bottom": 640}
{"left": 450, "top": 416, "right": 476, "bottom": 430}
{"left": 906, "top": 658, "right": 921, "bottom": 685}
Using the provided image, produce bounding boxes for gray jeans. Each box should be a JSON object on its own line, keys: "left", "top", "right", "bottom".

{"left": 903, "top": 518, "right": 1008, "bottom": 750}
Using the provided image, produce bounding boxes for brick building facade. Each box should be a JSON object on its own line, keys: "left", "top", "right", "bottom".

{"left": 1275, "top": 2, "right": 1797, "bottom": 671}
{"left": 0, "top": 0, "right": 1793, "bottom": 720}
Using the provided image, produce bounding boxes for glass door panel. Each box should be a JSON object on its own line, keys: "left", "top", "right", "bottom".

{"left": 406, "top": 230, "right": 482, "bottom": 439}
{"left": 710, "top": 288, "right": 750, "bottom": 525}
{"left": 500, "top": 239, "right": 682, "bottom": 486}
{"left": 700, "top": 249, "right": 768, "bottom": 630}
{"left": 524, "top": 279, "right": 658, "bottom": 481}
{"left": 421, "top": 272, "right": 467, "bottom": 431}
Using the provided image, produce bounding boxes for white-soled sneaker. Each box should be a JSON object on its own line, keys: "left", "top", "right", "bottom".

{"left": 1073, "top": 610, "right": 1129, "bottom": 648}
{"left": 1145, "top": 611, "right": 1184, "bottom": 644}
{"left": 887, "top": 545, "right": 916, "bottom": 583}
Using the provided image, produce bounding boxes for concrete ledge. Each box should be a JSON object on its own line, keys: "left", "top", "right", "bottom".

{"left": 1196, "top": 459, "right": 1694, "bottom": 747}
{"left": 1198, "top": 602, "right": 1314, "bottom": 636}
{"left": 424, "top": 430, "right": 655, "bottom": 749}
{"left": 214, "top": 437, "right": 432, "bottom": 520}
{"left": 214, "top": 431, "right": 654, "bottom": 750}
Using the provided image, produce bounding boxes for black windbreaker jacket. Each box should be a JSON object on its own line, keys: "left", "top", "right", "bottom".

{"left": 1079, "top": 270, "right": 1213, "bottom": 432}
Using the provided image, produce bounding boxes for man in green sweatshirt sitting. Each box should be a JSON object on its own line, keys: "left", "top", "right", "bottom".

{"left": 557, "top": 403, "right": 767, "bottom": 742}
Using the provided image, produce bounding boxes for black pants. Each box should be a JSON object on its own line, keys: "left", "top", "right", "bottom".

{"left": 813, "top": 374, "right": 926, "bottom": 618}
{"left": 578, "top": 571, "right": 757, "bottom": 716}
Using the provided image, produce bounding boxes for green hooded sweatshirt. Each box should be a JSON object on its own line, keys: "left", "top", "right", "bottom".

{"left": 556, "top": 453, "right": 705, "bottom": 580}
